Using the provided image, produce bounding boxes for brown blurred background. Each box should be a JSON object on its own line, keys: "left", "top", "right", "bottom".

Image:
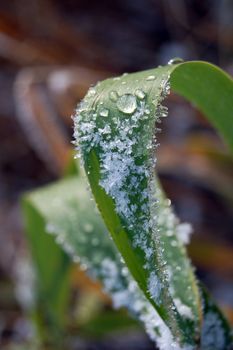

{"left": 0, "top": 0, "right": 233, "bottom": 349}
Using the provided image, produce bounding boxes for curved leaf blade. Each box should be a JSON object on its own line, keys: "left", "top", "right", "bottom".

{"left": 74, "top": 60, "right": 233, "bottom": 347}
{"left": 74, "top": 65, "right": 203, "bottom": 346}
{"left": 171, "top": 61, "right": 233, "bottom": 153}
{"left": 23, "top": 175, "right": 194, "bottom": 350}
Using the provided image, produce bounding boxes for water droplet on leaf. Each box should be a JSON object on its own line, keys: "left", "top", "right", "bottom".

{"left": 116, "top": 94, "right": 137, "bottom": 114}
{"left": 167, "top": 57, "right": 184, "bottom": 65}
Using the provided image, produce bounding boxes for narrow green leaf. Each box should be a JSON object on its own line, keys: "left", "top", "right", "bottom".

{"left": 74, "top": 64, "right": 204, "bottom": 346}
{"left": 74, "top": 61, "right": 233, "bottom": 346}
{"left": 200, "top": 285, "right": 233, "bottom": 350}
{"left": 21, "top": 198, "right": 71, "bottom": 345}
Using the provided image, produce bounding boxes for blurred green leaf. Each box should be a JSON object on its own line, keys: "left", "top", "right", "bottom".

{"left": 200, "top": 285, "right": 233, "bottom": 350}
{"left": 22, "top": 198, "right": 71, "bottom": 346}
{"left": 78, "top": 310, "right": 140, "bottom": 338}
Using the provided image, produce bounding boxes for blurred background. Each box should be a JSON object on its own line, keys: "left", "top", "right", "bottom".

{"left": 0, "top": 0, "right": 233, "bottom": 349}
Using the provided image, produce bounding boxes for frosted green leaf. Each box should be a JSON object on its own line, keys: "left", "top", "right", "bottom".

{"left": 74, "top": 65, "right": 201, "bottom": 346}
{"left": 22, "top": 176, "right": 194, "bottom": 350}
{"left": 74, "top": 61, "right": 233, "bottom": 347}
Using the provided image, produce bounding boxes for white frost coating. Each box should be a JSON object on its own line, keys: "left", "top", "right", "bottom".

{"left": 173, "top": 298, "right": 193, "bottom": 320}
{"left": 45, "top": 222, "right": 194, "bottom": 350}
{"left": 148, "top": 271, "right": 162, "bottom": 304}
{"left": 176, "top": 223, "right": 193, "bottom": 245}
{"left": 15, "top": 257, "right": 36, "bottom": 310}
{"left": 201, "top": 311, "right": 226, "bottom": 350}
{"left": 42, "top": 191, "right": 178, "bottom": 349}
{"left": 98, "top": 258, "right": 190, "bottom": 350}
{"left": 155, "top": 196, "right": 197, "bottom": 323}
{"left": 41, "top": 185, "right": 196, "bottom": 350}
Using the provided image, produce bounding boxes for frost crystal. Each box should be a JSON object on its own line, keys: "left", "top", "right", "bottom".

{"left": 173, "top": 298, "right": 193, "bottom": 320}
{"left": 148, "top": 271, "right": 162, "bottom": 303}
{"left": 201, "top": 311, "right": 226, "bottom": 350}
{"left": 98, "top": 257, "right": 189, "bottom": 350}
{"left": 176, "top": 223, "right": 193, "bottom": 245}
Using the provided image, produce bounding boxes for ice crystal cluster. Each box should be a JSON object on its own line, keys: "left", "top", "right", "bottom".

{"left": 73, "top": 70, "right": 199, "bottom": 349}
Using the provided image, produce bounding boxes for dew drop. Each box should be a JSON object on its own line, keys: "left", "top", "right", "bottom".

{"left": 116, "top": 94, "right": 137, "bottom": 114}
{"left": 99, "top": 108, "right": 109, "bottom": 117}
{"left": 135, "top": 89, "right": 145, "bottom": 100}
{"left": 146, "top": 75, "right": 155, "bottom": 81}
{"left": 167, "top": 57, "right": 184, "bottom": 65}
{"left": 109, "top": 90, "right": 118, "bottom": 102}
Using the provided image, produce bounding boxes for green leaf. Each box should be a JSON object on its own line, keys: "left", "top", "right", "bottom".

{"left": 170, "top": 61, "right": 233, "bottom": 152}
{"left": 74, "top": 65, "right": 197, "bottom": 346}
{"left": 21, "top": 198, "right": 71, "bottom": 345}
{"left": 74, "top": 61, "right": 233, "bottom": 347}
{"left": 200, "top": 285, "right": 233, "bottom": 350}
{"left": 78, "top": 310, "right": 140, "bottom": 338}
{"left": 23, "top": 175, "right": 194, "bottom": 349}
